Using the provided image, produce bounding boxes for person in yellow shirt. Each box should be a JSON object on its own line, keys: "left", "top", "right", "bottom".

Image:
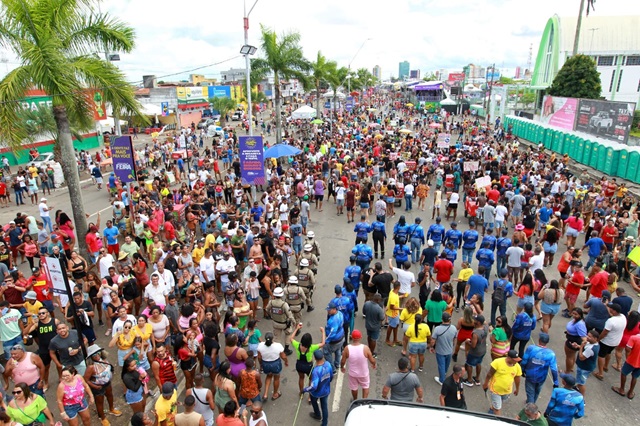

{"left": 482, "top": 349, "right": 522, "bottom": 416}
{"left": 21, "top": 291, "right": 43, "bottom": 328}
{"left": 385, "top": 281, "right": 402, "bottom": 347}
{"left": 156, "top": 385, "right": 178, "bottom": 426}
{"left": 400, "top": 297, "right": 423, "bottom": 355}
{"left": 455, "top": 262, "right": 473, "bottom": 312}
{"left": 404, "top": 314, "right": 431, "bottom": 372}
{"left": 191, "top": 238, "right": 205, "bottom": 266}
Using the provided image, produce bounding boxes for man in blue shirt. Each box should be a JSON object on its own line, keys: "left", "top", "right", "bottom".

{"left": 476, "top": 243, "right": 495, "bottom": 281}
{"left": 290, "top": 218, "right": 304, "bottom": 257}
{"left": 371, "top": 219, "right": 387, "bottom": 259}
{"left": 354, "top": 215, "right": 372, "bottom": 245}
{"left": 103, "top": 220, "right": 120, "bottom": 255}
{"left": 495, "top": 229, "right": 512, "bottom": 277}
{"left": 352, "top": 243, "right": 373, "bottom": 272}
{"left": 408, "top": 218, "right": 425, "bottom": 264}
{"left": 324, "top": 301, "right": 345, "bottom": 371}
{"left": 537, "top": 201, "right": 553, "bottom": 238}
{"left": 343, "top": 257, "right": 362, "bottom": 294}
{"left": 332, "top": 285, "right": 354, "bottom": 345}
{"left": 427, "top": 217, "right": 445, "bottom": 252}
{"left": 462, "top": 221, "right": 479, "bottom": 264}
{"left": 480, "top": 227, "right": 497, "bottom": 252}
{"left": 392, "top": 241, "right": 411, "bottom": 268}
{"left": 521, "top": 332, "right": 559, "bottom": 404}
{"left": 582, "top": 231, "right": 607, "bottom": 270}
{"left": 443, "top": 222, "right": 462, "bottom": 250}
{"left": 304, "top": 350, "right": 334, "bottom": 426}
{"left": 466, "top": 268, "right": 489, "bottom": 302}
{"left": 443, "top": 241, "right": 457, "bottom": 264}
{"left": 490, "top": 268, "right": 513, "bottom": 326}
{"left": 544, "top": 374, "right": 584, "bottom": 426}
{"left": 250, "top": 201, "right": 264, "bottom": 223}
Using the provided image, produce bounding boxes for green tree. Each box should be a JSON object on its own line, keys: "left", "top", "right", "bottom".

{"left": 351, "top": 67, "right": 375, "bottom": 92}
{"left": 498, "top": 76, "right": 515, "bottom": 85}
{"left": 0, "top": 0, "right": 144, "bottom": 257}
{"left": 309, "top": 51, "right": 336, "bottom": 118}
{"left": 209, "top": 97, "right": 236, "bottom": 125}
{"left": 422, "top": 72, "right": 438, "bottom": 82}
{"left": 548, "top": 54, "right": 602, "bottom": 99}
{"left": 326, "top": 64, "right": 348, "bottom": 119}
{"left": 251, "top": 25, "right": 309, "bottom": 142}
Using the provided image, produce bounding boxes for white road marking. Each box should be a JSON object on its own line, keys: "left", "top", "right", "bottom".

{"left": 88, "top": 205, "right": 113, "bottom": 218}
{"left": 331, "top": 369, "right": 344, "bottom": 413}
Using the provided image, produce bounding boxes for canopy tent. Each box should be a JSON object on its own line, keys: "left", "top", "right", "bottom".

{"left": 322, "top": 91, "right": 346, "bottom": 100}
{"left": 138, "top": 103, "right": 163, "bottom": 116}
{"left": 440, "top": 97, "right": 457, "bottom": 106}
{"left": 264, "top": 144, "right": 302, "bottom": 158}
{"left": 291, "top": 105, "right": 317, "bottom": 120}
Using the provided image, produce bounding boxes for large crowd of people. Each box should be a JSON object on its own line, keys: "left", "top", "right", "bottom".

{"left": 0, "top": 91, "right": 638, "bottom": 426}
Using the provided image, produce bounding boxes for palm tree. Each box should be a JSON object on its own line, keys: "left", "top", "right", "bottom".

{"left": 0, "top": 0, "right": 144, "bottom": 257}
{"left": 326, "top": 65, "right": 349, "bottom": 120}
{"left": 209, "top": 97, "right": 236, "bottom": 126}
{"left": 251, "top": 25, "right": 309, "bottom": 142}
{"left": 309, "top": 51, "right": 336, "bottom": 118}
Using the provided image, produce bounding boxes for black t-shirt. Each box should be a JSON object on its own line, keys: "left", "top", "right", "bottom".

{"left": 441, "top": 375, "right": 466, "bottom": 409}
{"left": 421, "top": 247, "right": 438, "bottom": 266}
{"left": 34, "top": 318, "right": 57, "bottom": 354}
{"left": 372, "top": 272, "right": 393, "bottom": 296}
{"left": 361, "top": 268, "right": 375, "bottom": 292}
{"left": 72, "top": 300, "right": 94, "bottom": 328}
{"left": 203, "top": 336, "right": 220, "bottom": 359}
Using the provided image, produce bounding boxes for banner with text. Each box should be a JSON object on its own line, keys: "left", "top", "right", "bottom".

{"left": 539, "top": 96, "right": 578, "bottom": 130}
{"left": 111, "top": 136, "right": 136, "bottom": 183}
{"left": 575, "top": 99, "right": 636, "bottom": 143}
{"left": 239, "top": 136, "right": 265, "bottom": 186}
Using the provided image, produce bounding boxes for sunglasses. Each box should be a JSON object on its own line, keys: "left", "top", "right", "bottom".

{"left": 38, "top": 312, "right": 47, "bottom": 316}
{"left": 124, "top": 326, "right": 131, "bottom": 329}
{"left": 12, "top": 390, "right": 22, "bottom": 395}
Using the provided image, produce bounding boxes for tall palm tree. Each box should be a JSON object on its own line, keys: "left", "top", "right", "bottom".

{"left": 209, "top": 97, "right": 236, "bottom": 126}
{"left": 309, "top": 51, "right": 336, "bottom": 118}
{"left": 251, "top": 25, "right": 309, "bottom": 142}
{"left": 326, "top": 65, "right": 348, "bottom": 120}
{"left": 0, "top": 0, "right": 143, "bottom": 257}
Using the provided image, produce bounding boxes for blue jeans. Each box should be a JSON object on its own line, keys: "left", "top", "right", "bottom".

{"left": 490, "top": 300, "right": 506, "bottom": 326}
{"left": 323, "top": 340, "right": 343, "bottom": 370}
{"left": 15, "top": 189, "right": 23, "bottom": 205}
{"left": 405, "top": 195, "right": 413, "bottom": 211}
{"left": 462, "top": 248, "right": 475, "bottom": 264}
{"left": 525, "top": 379, "right": 544, "bottom": 404}
{"left": 436, "top": 353, "right": 451, "bottom": 383}
{"left": 41, "top": 216, "right": 53, "bottom": 232}
{"left": 433, "top": 242, "right": 442, "bottom": 253}
{"left": 496, "top": 255, "right": 507, "bottom": 276}
{"left": 585, "top": 255, "right": 598, "bottom": 270}
{"left": 482, "top": 267, "right": 491, "bottom": 281}
{"left": 310, "top": 394, "right": 329, "bottom": 426}
{"left": 3, "top": 335, "right": 23, "bottom": 360}
{"left": 410, "top": 238, "right": 422, "bottom": 263}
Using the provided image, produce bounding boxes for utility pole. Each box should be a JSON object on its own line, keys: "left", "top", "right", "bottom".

{"left": 486, "top": 63, "right": 496, "bottom": 124}
{"left": 244, "top": 0, "right": 260, "bottom": 137}
{"left": 573, "top": 0, "right": 586, "bottom": 56}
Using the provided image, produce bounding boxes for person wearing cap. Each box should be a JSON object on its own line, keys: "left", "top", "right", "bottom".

{"left": 340, "top": 329, "right": 376, "bottom": 400}
{"left": 304, "top": 230, "right": 321, "bottom": 259}
{"left": 84, "top": 344, "right": 121, "bottom": 425}
{"left": 344, "top": 256, "right": 362, "bottom": 297}
{"left": 521, "top": 333, "right": 559, "bottom": 404}
{"left": 482, "top": 349, "right": 522, "bottom": 416}
{"left": 284, "top": 275, "right": 307, "bottom": 325}
{"left": 475, "top": 243, "right": 495, "bottom": 281}
{"left": 371, "top": 215, "right": 387, "bottom": 259}
{"left": 38, "top": 198, "right": 53, "bottom": 233}
{"left": 407, "top": 218, "right": 425, "bottom": 265}
{"left": 265, "top": 287, "right": 295, "bottom": 355}
{"left": 431, "top": 312, "right": 458, "bottom": 385}
{"left": 155, "top": 381, "right": 178, "bottom": 426}
{"left": 460, "top": 221, "right": 479, "bottom": 265}
{"left": 594, "top": 302, "right": 627, "bottom": 380}
{"left": 419, "top": 239, "right": 438, "bottom": 268}
{"left": 289, "top": 217, "right": 304, "bottom": 259}
{"left": 301, "top": 243, "right": 320, "bottom": 274}
{"left": 427, "top": 217, "right": 445, "bottom": 252}
{"left": 392, "top": 238, "right": 411, "bottom": 269}
{"left": 303, "top": 350, "right": 334, "bottom": 426}
{"left": 544, "top": 374, "right": 584, "bottom": 426}
{"left": 324, "top": 300, "right": 345, "bottom": 371}
{"left": 295, "top": 257, "right": 316, "bottom": 311}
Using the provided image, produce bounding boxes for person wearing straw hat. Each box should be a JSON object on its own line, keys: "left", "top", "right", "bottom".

{"left": 84, "top": 344, "right": 121, "bottom": 426}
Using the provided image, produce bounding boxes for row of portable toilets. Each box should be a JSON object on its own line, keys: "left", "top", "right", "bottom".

{"left": 504, "top": 115, "right": 639, "bottom": 183}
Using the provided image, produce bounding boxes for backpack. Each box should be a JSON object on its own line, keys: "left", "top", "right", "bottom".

{"left": 492, "top": 279, "right": 507, "bottom": 305}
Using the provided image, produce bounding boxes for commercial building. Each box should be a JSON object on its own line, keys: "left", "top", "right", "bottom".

{"left": 409, "top": 69, "right": 421, "bottom": 79}
{"left": 372, "top": 65, "right": 382, "bottom": 81}
{"left": 399, "top": 61, "right": 410, "bottom": 80}
{"left": 531, "top": 15, "right": 640, "bottom": 103}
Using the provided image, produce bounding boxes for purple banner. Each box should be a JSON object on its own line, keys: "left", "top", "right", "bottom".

{"left": 239, "top": 136, "right": 265, "bottom": 185}
{"left": 111, "top": 136, "right": 136, "bottom": 183}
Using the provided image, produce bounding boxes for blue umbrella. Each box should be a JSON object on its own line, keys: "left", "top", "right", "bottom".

{"left": 264, "top": 144, "right": 302, "bottom": 158}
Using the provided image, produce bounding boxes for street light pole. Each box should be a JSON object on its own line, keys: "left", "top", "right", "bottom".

{"left": 244, "top": 0, "right": 260, "bottom": 137}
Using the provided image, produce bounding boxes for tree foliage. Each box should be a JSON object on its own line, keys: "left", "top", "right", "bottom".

{"left": 548, "top": 54, "right": 602, "bottom": 99}
{"left": 209, "top": 97, "right": 236, "bottom": 125}
{"left": 309, "top": 51, "right": 336, "bottom": 117}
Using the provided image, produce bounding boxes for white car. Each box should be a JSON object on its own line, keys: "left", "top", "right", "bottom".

{"left": 30, "top": 153, "right": 55, "bottom": 169}
{"left": 207, "top": 124, "right": 224, "bottom": 138}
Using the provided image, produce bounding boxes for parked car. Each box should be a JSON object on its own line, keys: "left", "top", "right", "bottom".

{"left": 197, "top": 118, "right": 219, "bottom": 129}
{"left": 31, "top": 153, "right": 55, "bottom": 169}
{"left": 206, "top": 125, "right": 224, "bottom": 138}
{"left": 231, "top": 110, "right": 244, "bottom": 121}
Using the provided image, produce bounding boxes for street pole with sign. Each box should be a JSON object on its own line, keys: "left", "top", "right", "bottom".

{"left": 243, "top": 0, "right": 260, "bottom": 137}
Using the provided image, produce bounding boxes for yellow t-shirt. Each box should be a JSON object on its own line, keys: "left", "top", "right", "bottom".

{"left": 24, "top": 300, "right": 43, "bottom": 328}
{"left": 134, "top": 323, "right": 153, "bottom": 342}
{"left": 489, "top": 357, "right": 522, "bottom": 395}
{"left": 117, "top": 331, "right": 136, "bottom": 350}
{"left": 336, "top": 163, "right": 343, "bottom": 174}
{"left": 404, "top": 323, "right": 431, "bottom": 343}
{"left": 386, "top": 291, "right": 400, "bottom": 317}
{"left": 155, "top": 390, "right": 178, "bottom": 426}
{"left": 400, "top": 307, "right": 423, "bottom": 326}
{"left": 204, "top": 234, "right": 217, "bottom": 251}
{"left": 191, "top": 246, "right": 205, "bottom": 265}
{"left": 457, "top": 268, "right": 473, "bottom": 282}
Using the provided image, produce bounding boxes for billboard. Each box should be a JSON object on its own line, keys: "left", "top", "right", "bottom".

{"left": 448, "top": 72, "right": 465, "bottom": 83}
{"left": 238, "top": 136, "right": 265, "bottom": 186}
{"left": 540, "top": 96, "right": 578, "bottom": 130}
{"left": 207, "top": 85, "right": 231, "bottom": 99}
{"left": 111, "top": 136, "right": 136, "bottom": 183}
{"left": 176, "top": 86, "right": 208, "bottom": 103}
{"left": 345, "top": 96, "right": 354, "bottom": 111}
{"left": 575, "top": 99, "right": 636, "bottom": 143}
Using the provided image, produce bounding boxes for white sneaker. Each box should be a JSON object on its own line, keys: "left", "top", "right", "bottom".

{"left": 434, "top": 376, "right": 442, "bottom": 386}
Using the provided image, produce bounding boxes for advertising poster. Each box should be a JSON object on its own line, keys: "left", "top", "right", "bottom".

{"left": 575, "top": 99, "right": 636, "bottom": 143}
{"left": 238, "top": 136, "right": 265, "bottom": 185}
{"left": 161, "top": 102, "right": 169, "bottom": 116}
{"left": 111, "top": 136, "right": 136, "bottom": 183}
{"left": 436, "top": 133, "right": 452, "bottom": 148}
{"left": 540, "top": 96, "right": 578, "bottom": 130}
{"left": 346, "top": 96, "right": 354, "bottom": 111}
{"left": 87, "top": 90, "right": 107, "bottom": 120}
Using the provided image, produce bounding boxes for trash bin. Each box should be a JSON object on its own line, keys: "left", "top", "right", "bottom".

{"left": 617, "top": 147, "right": 629, "bottom": 179}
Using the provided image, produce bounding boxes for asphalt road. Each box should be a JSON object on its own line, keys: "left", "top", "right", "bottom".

{"left": 3, "top": 133, "right": 639, "bottom": 426}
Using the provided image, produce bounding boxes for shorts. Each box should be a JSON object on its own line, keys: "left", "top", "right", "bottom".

{"left": 314, "top": 194, "right": 324, "bottom": 201}
{"left": 347, "top": 206, "right": 354, "bottom": 212}
{"left": 465, "top": 353, "right": 485, "bottom": 367}
{"left": 117, "top": 349, "right": 129, "bottom": 367}
{"left": 517, "top": 296, "right": 534, "bottom": 309}
{"left": 337, "top": 199, "right": 345, "bottom": 207}
{"left": 203, "top": 354, "right": 213, "bottom": 369}
{"left": 538, "top": 221, "right": 549, "bottom": 230}
{"left": 566, "top": 228, "right": 579, "bottom": 238}
{"left": 575, "top": 367, "right": 591, "bottom": 385}
{"left": 262, "top": 359, "right": 282, "bottom": 375}
{"left": 296, "top": 359, "right": 313, "bottom": 375}
{"left": 487, "top": 389, "right": 509, "bottom": 411}
{"left": 366, "top": 328, "right": 380, "bottom": 341}
{"left": 91, "top": 382, "right": 110, "bottom": 397}
{"left": 408, "top": 342, "right": 427, "bottom": 355}
{"left": 248, "top": 343, "right": 259, "bottom": 355}
{"left": 543, "top": 241, "right": 558, "bottom": 254}
{"left": 448, "top": 203, "right": 458, "bottom": 210}
{"left": 386, "top": 197, "right": 395, "bottom": 204}
{"left": 125, "top": 386, "right": 144, "bottom": 404}
{"left": 621, "top": 362, "right": 640, "bottom": 378}
{"left": 247, "top": 295, "right": 259, "bottom": 302}
{"left": 484, "top": 222, "right": 494, "bottom": 230}
{"left": 348, "top": 374, "right": 370, "bottom": 391}
{"left": 540, "top": 302, "right": 561, "bottom": 315}
{"left": 387, "top": 315, "right": 400, "bottom": 328}
{"left": 495, "top": 220, "right": 504, "bottom": 229}
{"left": 360, "top": 202, "right": 370, "bottom": 209}
{"left": 512, "top": 210, "right": 522, "bottom": 218}
{"left": 64, "top": 398, "right": 88, "bottom": 419}
{"left": 564, "top": 292, "right": 578, "bottom": 305}
{"left": 598, "top": 342, "right": 615, "bottom": 358}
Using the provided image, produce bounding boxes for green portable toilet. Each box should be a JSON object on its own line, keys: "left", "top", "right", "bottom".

{"left": 527, "top": 122, "right": 536, "bottom": 141}
{"left": 629, "top": 149, "right": 640, "bottom": 183}
{"left": 544, "top": 129, "right": 554, "bottom": 150}
{"left": 583, "top": 139, "right": 593, "bottom": 166}
{"left": 589, "top": 142, "right": 600, "bottom": 169}
{"left": 539, "top": 127, "right": 550, "bottom": 149}
{"left": 550, "top": 130, "right": 561, "bottom": 152}
{"left": 559, "top": 132, "right": 569, "bottom": 155}
{"left": 565, "top": 134, "right": 576, "bottom": 158}
{"left": 574, "top": 137, "right": 585, "bottom": 163}
{"left": 617, "top": 147, "right": 629, "bottom": 179}
{"left": 602, "top": 145, "right": 619, "bottom": 176}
